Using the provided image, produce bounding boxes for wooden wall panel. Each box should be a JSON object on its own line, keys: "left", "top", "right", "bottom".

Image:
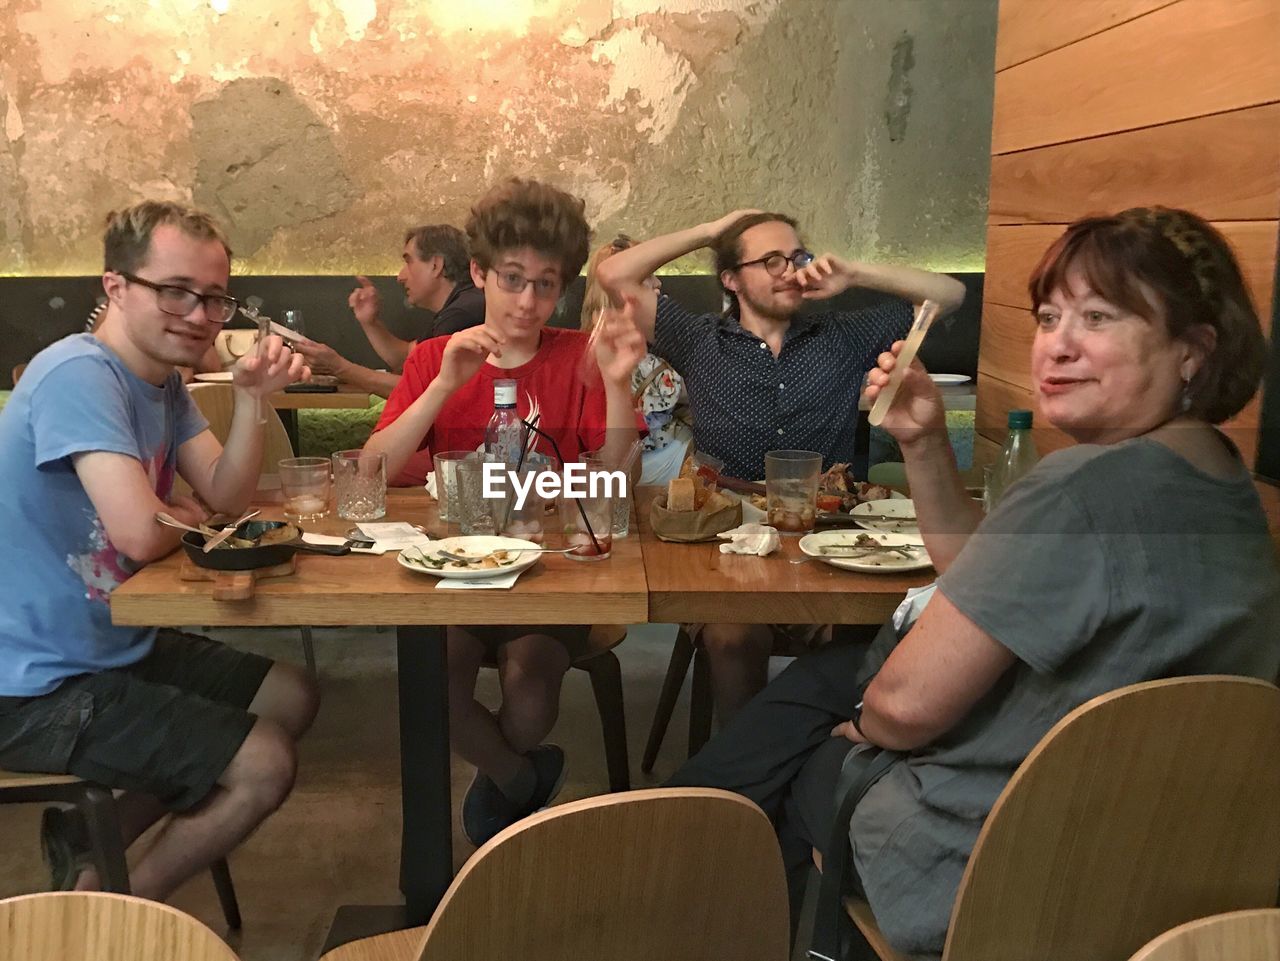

{"left": 991, "top": 0, "right": 1280, "bottom": 154}
{"left": 995, "top": 0, "right": 1175, "bottom": 71}
{"left": 988, "top": 104, "right": 1280, "bottom": 225}
{"left": 984, "top": 221, "right": 1278, "bottom": 330}
{"left": 978, "top": 303, "right": 1034, "bottom": 389}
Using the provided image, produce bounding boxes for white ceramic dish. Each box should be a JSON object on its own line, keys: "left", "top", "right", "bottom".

{"left": 193, "top": 371, "right": 234, "bottom": 383}
{"left": 850, "top": 498, "right": 919, "bottom": 535}
{"left": 928, "top": 373, "right": 972, "bottom": 386}
{"left": 397, "top": 535, "right": 541, "bottom": 580}
{"left": 797, "top": 530, "right": 932, "bottom": 574}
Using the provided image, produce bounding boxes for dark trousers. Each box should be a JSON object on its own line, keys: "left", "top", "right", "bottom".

{"left": 667, "top": 629, "right": 886, "bottom": 943}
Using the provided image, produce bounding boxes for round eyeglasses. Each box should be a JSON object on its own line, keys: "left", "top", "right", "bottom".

{"left": 733, "top": 250, "right": 815, "bottom": 278}
{"left": 121, "top": 272, "right": 239, "bottom": 323}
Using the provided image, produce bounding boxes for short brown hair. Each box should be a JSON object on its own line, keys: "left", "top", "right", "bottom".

{"left": 580, "top": 235, "right": 634, "bottom": 332}
{"left": 404, "top": 224, "right": 470, "bottom": 282}
{"left": 1028, "top": 207, "right": 1265, "bottom": 424}
{"left": 103, "top": 200, "right": 231, "bottom": 275}
{"left": 710, "top": 212, "right": 800, "bottom": 315}
{"left": 465, "top": 178, "right": 591, "bottom": 283}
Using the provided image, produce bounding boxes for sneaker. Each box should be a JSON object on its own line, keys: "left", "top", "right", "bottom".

{"left": 41, "top": 806, "right": 92, "bottom": 891}
{"left": 461, "top": 770, "right": 515, "bottom": 848}
{"left": 526, "top": 744, "right": 567, "bottom": 813}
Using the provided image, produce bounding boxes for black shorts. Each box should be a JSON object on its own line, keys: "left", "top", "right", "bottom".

{"left": 0, "top": 630, "right": 273, "bottom": 812}
{"left": 452, "top": 624, "right": 593, "bottom": 660}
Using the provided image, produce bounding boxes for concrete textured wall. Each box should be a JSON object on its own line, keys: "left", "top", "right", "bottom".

{"left": 0, "top": 0, "right": 997, "bottom": 276}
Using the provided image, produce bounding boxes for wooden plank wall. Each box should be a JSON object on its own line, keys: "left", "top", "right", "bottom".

{"left": 980, "top": 0, "right": 1280, "bottom": 465}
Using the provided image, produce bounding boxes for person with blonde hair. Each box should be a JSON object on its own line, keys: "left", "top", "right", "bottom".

{"left": 581, "top": 235, "right": 690, "bottom": 484}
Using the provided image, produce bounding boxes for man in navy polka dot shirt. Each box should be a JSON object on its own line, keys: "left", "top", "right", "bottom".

{"left": 597, "top": 209, "right": 965, "bottom": 720}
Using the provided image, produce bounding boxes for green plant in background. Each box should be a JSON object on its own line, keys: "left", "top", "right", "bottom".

{"left": 297, "top": 399, "right": 386, "bottom": 458}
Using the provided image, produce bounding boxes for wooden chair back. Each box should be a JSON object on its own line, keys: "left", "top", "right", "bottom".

{"left": 178, "top": 383, "right": 294, "bottom": 496}
{"left": 941, "top": 676, "right": 1280, "bottom": 961}
{"left": 1127, "top": 909, "right": 1280, "bottom": 961}
{"left": 0, "top": 891, "right": 239, "bottom": 961}
{"left": 413, "top": 788, "right": 789, "bottom": 961}
{"left": 11, "top": 363, "right": 26, "bottom": 388}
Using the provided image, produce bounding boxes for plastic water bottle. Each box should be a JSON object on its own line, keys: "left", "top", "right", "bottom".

{"left": 985, "top": 409, "right": 1039, "bottom": 511}
{"left": 484, "top": 379, "right": 525, "bottom": 465}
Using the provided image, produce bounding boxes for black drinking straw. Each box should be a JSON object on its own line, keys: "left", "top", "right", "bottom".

{"left": 521, "top": 418, "right": 604, "bottom": 555}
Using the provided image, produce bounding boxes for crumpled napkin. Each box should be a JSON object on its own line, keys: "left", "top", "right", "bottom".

{"left": 717, "top": 523, "right": 781, "bottom": 556}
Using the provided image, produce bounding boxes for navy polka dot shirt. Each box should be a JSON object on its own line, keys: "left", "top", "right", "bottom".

{"left": 652, "top": 294, "right": 912, "bottom": 481}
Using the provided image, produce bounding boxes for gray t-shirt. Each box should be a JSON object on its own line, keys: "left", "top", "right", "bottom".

{"left": 850, "top": 437, "right": 1280, "bottom": 957}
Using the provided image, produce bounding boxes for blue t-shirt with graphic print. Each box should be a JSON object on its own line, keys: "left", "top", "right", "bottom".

{"left": 0, "top": 335, "right": 208, "bottom": 696}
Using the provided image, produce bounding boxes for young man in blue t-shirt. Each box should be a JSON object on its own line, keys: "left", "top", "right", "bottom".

{"left": 0, "top": 201, "right": 317, "bottom": 900}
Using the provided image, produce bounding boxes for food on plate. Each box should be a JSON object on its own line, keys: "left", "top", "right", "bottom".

{"left": 208, "top": 522, "right": 299, "bottom": 550}
{"left": 405, "top": 547, "right": 520, "bottom": 571}
{"left": 818, "top": 463, "right": 895, "bottom": 510}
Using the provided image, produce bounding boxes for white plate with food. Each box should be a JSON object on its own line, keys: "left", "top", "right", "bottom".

{"left": 397, "top": 535, "right": 541, "bottom": 579}
{"left": 193, "top": 371, "right": 234, "bottom": 383}
{"left": 850, "top": 498, "right": 919, "bottom": 535}
{"left": 928, "top": 373, "right": 972, "bottom": 386}
{"left": 798, "top": 530, "right": 932, "bottom": 574}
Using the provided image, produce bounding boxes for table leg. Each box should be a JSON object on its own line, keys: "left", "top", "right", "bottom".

{"left": 397, "top": 625, "right": 453, "bottom": 924}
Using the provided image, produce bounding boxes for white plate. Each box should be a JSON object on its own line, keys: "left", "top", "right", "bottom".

{"left": 928, "top": 373, "right": 972, "bottom": 386}
{"left": 397, "top": 535, "right": 542, "bottom": 579}
{"left": 193, "top": 371, "right": 234, "bottom": 383}
{"left": 798, "top": 530, "right": 932, "bottom": 574}
{"left": 850, "top": 498, "right": 919, "bottom": 535}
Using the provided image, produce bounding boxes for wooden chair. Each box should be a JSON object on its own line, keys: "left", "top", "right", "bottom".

{"left": 1127, "top": 909, "right": 1280, "bottom": 961}
{"left": 842, "top": 676, "right": 1280, "bottom": 961}
{"left": 481, "top": 624, "right": 630, "bottom": 792}
{"left": 11, "top": 362, "right": 27, "bottom": 388}
{"left": 0, "top": 769, "right": 241, "bottom": 930}
{"left": 0, "top": 890, "right": 240, "bottom": 961}
{"left": 183, "top": 383, "right": 317, "bottom": 675}
{"left": 642, "top": 624, "right": 878, "bottom": 772}
{"left": 320, "top": 788, "right": 790, "bottom": 961}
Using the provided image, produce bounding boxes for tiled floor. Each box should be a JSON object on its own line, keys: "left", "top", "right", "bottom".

{"left": 0, "top": 621, "right": 724, "bottom": 960}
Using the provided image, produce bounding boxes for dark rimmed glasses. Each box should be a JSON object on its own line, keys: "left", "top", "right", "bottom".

{"left": 492, "top": 269, "right": 562, "bottom": 301}
{"left": 733, "top": 249, "right": 815, "bottom": 278}
{"left": 120, "top": 272, "right": 239, "bottom": 323}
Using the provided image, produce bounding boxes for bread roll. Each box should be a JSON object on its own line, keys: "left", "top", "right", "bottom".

{"left": 667, "top": 477, "right": 696, "bottom": 512}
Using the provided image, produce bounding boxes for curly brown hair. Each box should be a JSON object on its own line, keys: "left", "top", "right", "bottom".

{"left": 465, "top": 178, "right": 591, "bottom": 283}
{"left": 103, "top": 200, "right": 231, "bottom": 274}
{"left": 710, "top": 212, "right": 801, "bottom": 316}
{"left": 1028, "top": 207, "right": 1265, "bottom": 424}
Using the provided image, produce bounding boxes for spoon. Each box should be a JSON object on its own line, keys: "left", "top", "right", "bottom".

{"left": 202, "top": 509, "right": 262, "bottom": 553}
{"left": 156, "top": 511, "right": 211, "bottom": 536}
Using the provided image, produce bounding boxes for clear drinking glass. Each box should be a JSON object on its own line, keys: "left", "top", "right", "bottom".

{"left": 282, "top": 309, "right": 305, "bottom": 336}
{"left": 279, "top": 456, "right": 331, "bottom": 524}
{"left": 764, "top": 449, "right": 821, "bottom": 535}
{"left": 432, "top": 450, "right": 474, "bottom": 523}
{"left": 333, "top": 449, "right": 387, "bottom": 521}
{"left": 559, "top": 459, "right": 615, "bottom": 561}
{"left": 493, "top": 466, "right": 550, "bottom": 543}
{"left": 455, "top": 457, "right": 500, "bottom": 535}
{"left": 611, "top": 488, "right": 633, "bottom": 538}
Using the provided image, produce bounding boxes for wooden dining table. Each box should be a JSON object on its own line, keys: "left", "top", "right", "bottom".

{"left": 109, "top": 489, "right": 649, "bottom": 941}
{"left": 635, "top": 487, "right": 934, "bottom": 626}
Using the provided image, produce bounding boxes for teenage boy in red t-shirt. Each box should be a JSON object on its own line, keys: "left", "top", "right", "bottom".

{"left": 365, "top": 178, "right": 645, "bottom": 846}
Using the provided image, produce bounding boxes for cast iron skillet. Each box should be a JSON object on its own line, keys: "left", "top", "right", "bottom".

{"left": 182, "top": 520, "right": 350, "bottom": 571}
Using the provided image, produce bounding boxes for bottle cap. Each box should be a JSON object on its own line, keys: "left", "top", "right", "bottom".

{"left": 1008, "top": 409, "right": 1033, "bottom": 430}
{"left": 493, "top": 380, "right": 517, "bottom": 407}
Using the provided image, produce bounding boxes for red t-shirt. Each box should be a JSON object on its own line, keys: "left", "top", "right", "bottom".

{"left": 375, "top": 327, "right": 641, "bottom": 486}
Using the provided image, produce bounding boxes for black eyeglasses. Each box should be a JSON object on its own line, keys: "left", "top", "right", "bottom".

{"left": 492, "top": 269, "right": 562, "bottom": 300}
{"left": 120, "top": 272, "right": 239, "bottom": 323}
{"left": 733, "top": 249, "right": 815, "bottom": 278}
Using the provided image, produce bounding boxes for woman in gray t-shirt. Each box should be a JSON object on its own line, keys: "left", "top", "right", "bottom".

{"left": 672, "top": 207, "right": 1280, "bottom": 958}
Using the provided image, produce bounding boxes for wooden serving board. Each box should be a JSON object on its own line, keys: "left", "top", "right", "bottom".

{"left": 179, "top": 556, "right": 297, "bottom": 601}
